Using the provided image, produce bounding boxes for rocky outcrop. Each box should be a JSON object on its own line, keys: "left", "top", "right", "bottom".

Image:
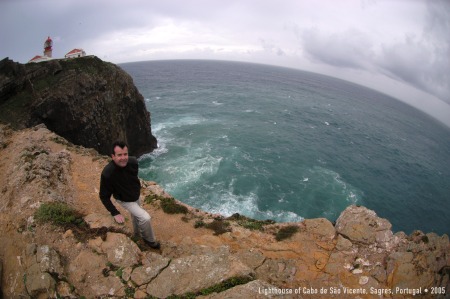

{"left": 0, "top": 57, "right": 157, "bottom": 156}
{"left": 0, "top": 125, "right": 449, "bottom": 298}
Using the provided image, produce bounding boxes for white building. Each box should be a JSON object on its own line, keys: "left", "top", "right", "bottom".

{"left": 28, "top": 55, "right": 52, "bottom": 63}
{"left": 65, "top": 48, "right": 86, "bottom": 59}
{"left": 28, "top": 36, "right": 53, "bottom": 63}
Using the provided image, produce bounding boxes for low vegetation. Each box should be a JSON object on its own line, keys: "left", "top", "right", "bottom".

{"left": 227, "top": 213, "right": 275, "bottom": 231}
{"left": 274, "top": 225, "right": 299, "bottom": 241}
{"left": 159, "top": 197, "right": 189, "bottom": 214}
{"left": 195, "top": 218, "right": 232, "bottom": 235}
{"left": 35, "top": 202, "right": 84, "bottom": 226}
{"left": 34, "top": 202, "right": 128, "bottom": 243}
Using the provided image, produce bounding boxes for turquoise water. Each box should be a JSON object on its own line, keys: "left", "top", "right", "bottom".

{"left": 121, "top": 60, "right": 450, "bottom": 235}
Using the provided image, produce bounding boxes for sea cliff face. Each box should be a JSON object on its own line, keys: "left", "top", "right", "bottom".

{"left": 0, "top": 56, "right": 157, "bottom": 156}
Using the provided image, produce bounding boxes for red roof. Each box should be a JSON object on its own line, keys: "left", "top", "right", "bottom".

{"left": 65, "top": 48, "right": 83, "bottom": 55}
{"left": 29, "top": 55, "right": 43, "bottom": 62}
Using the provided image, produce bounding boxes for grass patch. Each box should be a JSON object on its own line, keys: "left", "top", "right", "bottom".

{"left": 160, "top": 197, "right": 188, "bottom": 214}
{"left": 204, "top": 219, "right": 231, "bottom": 236}
{"left": 194, "top": 220, "right": 205, "bottom": 228}
{"left": 35, "top": 202, "right": 84, "bottom": 226}
{"left": 34, "top": 202, "right": 129, "bottom": 243}
{"left": 194, "top": 218, "right": 233, "bottom": 235}
{"left": 144, "top": 193, "right": 164, "bottom": 204}
{"left": 274, "top": 225, "right": 299, "bottom": 241}
{"left": 227, "top": 213, "right": 275, "bottom": 231}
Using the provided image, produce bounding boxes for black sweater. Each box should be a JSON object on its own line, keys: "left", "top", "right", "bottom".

{"left": 99, "top": 157, "right": 141, "bottom": 216}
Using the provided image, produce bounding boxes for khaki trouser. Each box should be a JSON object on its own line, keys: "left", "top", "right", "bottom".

{"left": 116, "top": 198, "right": 156, "bottom": 242}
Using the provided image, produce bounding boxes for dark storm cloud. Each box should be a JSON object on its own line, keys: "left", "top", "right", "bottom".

{"left": 376, "top": 0, "right": 450, "bottom": 103}
{"left": 301, "top": 27, "right": 374, "bottom": 69}
{"left": 299, "top": 0, "right": 450, "bottom": 104}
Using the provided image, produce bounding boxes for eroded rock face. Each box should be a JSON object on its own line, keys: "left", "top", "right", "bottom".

{"left": 0, "top": 57, "right": 157, "bottom": 156}
{"left": 1, "top": 127, "right": 449, "bottom": 299}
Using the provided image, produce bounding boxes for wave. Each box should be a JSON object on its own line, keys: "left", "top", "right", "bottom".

{"left": 197, "top": 184, "right": 303, "bottom": 223}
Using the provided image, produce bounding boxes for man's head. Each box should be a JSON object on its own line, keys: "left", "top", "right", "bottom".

{"left": 111, "top": 141, "right": 129, "bottom": 167}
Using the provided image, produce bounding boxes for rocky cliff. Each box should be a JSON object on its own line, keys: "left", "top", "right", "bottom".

{"left": 0, "top": 57, "right": 157, "bottom": 157}
{"left": 0, "top": 124, "right": 448, "bottom": 298}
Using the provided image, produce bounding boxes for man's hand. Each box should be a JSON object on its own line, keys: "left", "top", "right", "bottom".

{"left": 114, "top": 214, "right": 125, "bottom": 224}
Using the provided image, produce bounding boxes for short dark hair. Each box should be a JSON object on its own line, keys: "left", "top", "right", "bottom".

{"left": 111, "top": 141, "right": 128, "bottom": 155}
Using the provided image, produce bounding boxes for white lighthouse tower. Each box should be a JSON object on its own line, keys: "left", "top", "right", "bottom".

{"left": 43, "top": 36, "right": 53, "bottom": 58}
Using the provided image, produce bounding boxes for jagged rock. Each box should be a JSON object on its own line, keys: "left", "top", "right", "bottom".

{"left": 67, "top": 250, "right": 125, "bottom": 297}
{"left": 134, "top": 289, "right": 149, "bottom": 299}
{"left": 335, "top": 205, "right": 394, "bottom": 248}
{"left": 3, "top": 133, "right": 73, "bottom": 213}
{"left": 304, "top": 218, "right": 336, "bottom": 240}
{"left": 335, "top": 234, "right": 353, "bottom": 252}
{"left": 84, "top": 212, "right": 116, "bottom": 228}
{"left": 90, "top": 275, "right": 125, "bottom": 298}
{"left": 24, "top": 262, "right": 56, "bottom": 298}
{"left": 387, "top": 252, "right": 434, "bottom": 289}
{"left": 100, "top": 232, "right": 141, "bottom": 268}
{"left": 22, "top": 244, "right": 64, "bottom": 298}
{"left": 68, "top": 250, "right": 107, "bottom": 283}
{"left": 36, "top": 245, "right": 63, "bottom": 277}
{"left": 236, "top": 249, "right": 266, "bottom": 270}
{"left": 146, "top": 252, "right": 254, "bottom": 298}
{"left": 386, "top": 233, "right": 450, "bottom": 290}
{"left": 255, "top": 258, "right": 297, "bottom": 285}
{"left": 0, "top": 57, "right": 157, "bottom": 156}
{"left": 56, "top": 281, "right": 78, "bottom": 298}
{"left": 130, "top": 252, "right": 170, "bottom": 286}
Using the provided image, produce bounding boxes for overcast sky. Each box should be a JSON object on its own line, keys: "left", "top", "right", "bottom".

{"left": 1, "top": 0, "right": 450, "bottom": 127}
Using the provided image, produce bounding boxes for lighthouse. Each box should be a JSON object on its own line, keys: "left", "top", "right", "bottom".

{"left": 43, "top": 36, "right": 53, "bottom": 58}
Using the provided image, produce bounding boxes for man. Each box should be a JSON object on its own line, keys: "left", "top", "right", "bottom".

{"left": 99, "top": 141, "right": 160, "bottom": 249}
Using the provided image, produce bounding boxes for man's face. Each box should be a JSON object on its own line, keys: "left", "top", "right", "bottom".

{"left": 112, "top": 146, "right": 129, "bottom": 167}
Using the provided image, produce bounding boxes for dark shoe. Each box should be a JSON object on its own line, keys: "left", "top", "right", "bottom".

{"left": 144, "top": 240, "right": 161, "bottom": 249}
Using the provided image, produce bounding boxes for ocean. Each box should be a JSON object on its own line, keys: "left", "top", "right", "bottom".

{"left": 120, "top": 60, "right": 450, "bottom": 236}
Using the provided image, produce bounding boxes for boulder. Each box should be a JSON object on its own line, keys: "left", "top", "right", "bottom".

{"left": 100, "top": 232, "right": 141, "bottom": 268}
{"left": 36, "top": 245, "right": 64, "bottom": 276}
{"left": 68, "top": 250, "right": 108, "bottom": 283}
{"left": 304, "top": 218, "right": 336, "bottom": 240}
{"left": 24, "top": 263, "right": 56, "bottom": 298}
{"left": 146, "top": 252, "right": 254, "bottom": 298}
{"left": 130, "top": 252, "right": 170, "bottom": 286}
{"left": 335, "top": 205, "right": 393, "bottom": 248}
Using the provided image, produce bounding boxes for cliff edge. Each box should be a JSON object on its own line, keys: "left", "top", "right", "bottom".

{"left": 0, "top": 124, "right": 448, "bottom": 298}
{"left": 0, "top": 57, "right": 157, "bottom": 156}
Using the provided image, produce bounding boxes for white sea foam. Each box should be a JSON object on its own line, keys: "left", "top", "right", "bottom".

{"left": 200, "top": 189, "right": 303, "bottom": 223}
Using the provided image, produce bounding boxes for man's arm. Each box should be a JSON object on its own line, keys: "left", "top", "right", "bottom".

{"left": 99, "top": 174, "right": 121, "bottom": 217}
